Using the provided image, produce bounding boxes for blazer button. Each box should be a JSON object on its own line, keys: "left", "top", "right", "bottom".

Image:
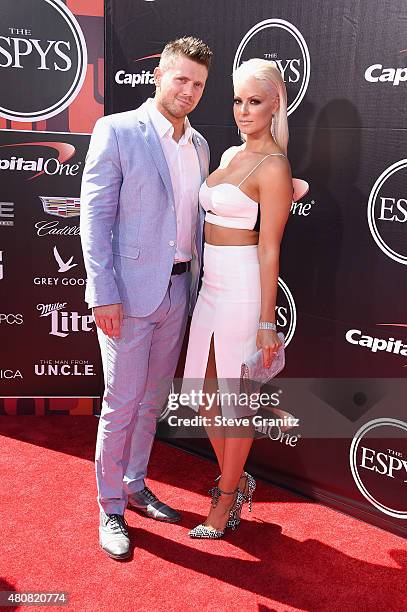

{"left": 169, "top": 240, "right": 175, "bottom": 247}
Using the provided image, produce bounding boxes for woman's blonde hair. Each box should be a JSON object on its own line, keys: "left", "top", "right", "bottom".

{"left": 232, "top": 58, "right": 289, "bottom": 154}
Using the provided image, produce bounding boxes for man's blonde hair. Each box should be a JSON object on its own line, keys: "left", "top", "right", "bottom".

{"left": 159, "top": 36, "right": 212, "bottom": 72}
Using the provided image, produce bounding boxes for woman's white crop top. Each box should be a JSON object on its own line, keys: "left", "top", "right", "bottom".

{"left": 199, "top": 153, "right": 286, "bottom": 231}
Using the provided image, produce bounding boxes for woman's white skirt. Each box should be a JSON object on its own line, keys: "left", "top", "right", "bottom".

{"left": 182, "top": 243, "right": 261, "bottom": 417}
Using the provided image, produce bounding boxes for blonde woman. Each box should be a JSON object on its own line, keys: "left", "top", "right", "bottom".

{"left": 183, "top": 59, "right": 296, "bottom": 538}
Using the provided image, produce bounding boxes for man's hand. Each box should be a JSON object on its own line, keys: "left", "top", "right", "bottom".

{"left": 93, "top": 303, "right": 123, "bottom": 338}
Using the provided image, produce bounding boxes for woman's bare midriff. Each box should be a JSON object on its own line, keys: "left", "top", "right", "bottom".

{"left": 204, "top": 221, "right": 259, "bottom": 246}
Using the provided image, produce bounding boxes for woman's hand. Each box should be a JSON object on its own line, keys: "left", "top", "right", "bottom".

{"left": 256, "top": 329, "right": 281, "bottom": 368}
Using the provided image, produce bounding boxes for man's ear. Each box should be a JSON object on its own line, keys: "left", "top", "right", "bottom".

{"left": 153, "top": 66, "right": 161, "bottom": 88}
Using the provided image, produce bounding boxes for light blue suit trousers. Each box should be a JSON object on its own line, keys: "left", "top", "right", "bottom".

{"left": 96, "top": 272, "right": 190, "bottom": 514}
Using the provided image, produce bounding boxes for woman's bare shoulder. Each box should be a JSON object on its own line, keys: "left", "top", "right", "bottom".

{"left": 257, "top": 153, "right": 292, "bottom": 192}
{"left": 261, "top": 152, "right": 291, "bottom": 174}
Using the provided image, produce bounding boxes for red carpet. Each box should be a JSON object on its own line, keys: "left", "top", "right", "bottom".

{"left": 0, "top": 417, "right": 406, "bottom": 612}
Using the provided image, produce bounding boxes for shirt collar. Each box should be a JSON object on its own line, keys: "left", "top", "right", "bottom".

{"left": 147, "top": 98, "right": 193, "bottom": 144}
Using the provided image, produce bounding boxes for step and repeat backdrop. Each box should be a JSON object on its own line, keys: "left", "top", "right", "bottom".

{"left": 1, "top": 0, "right": 406, "bottom": 537}
{"left": 105, "top": 0, "right": 407, "bottom": 537}
{"left": 0, "top": 0, "right": 104, "bottom": 415}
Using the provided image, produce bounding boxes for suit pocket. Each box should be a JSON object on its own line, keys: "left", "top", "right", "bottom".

{"left": 112, "top": 242, "right": 140, "bottom": 260}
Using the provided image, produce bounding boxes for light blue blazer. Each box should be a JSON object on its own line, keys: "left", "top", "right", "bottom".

{"left": 80, "top": 101, "right": 209, "bottom": 317}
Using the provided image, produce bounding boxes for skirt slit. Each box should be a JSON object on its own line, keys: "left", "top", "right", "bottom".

{"left": 182, "top": 243, "right": 261, "bottom": 418}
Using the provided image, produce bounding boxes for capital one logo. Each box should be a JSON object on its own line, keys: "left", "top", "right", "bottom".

{"left": 276, "top": 277, "right": 297, "bottom": 346}
{"left": 0, "top": 0, "right": 87, "bottom": 122}
{"left": 365, "top": 64, "right": 407, "bottom": 86}
{"left": 115, "top": 53, "right": 161, "bottom": 88}
{"left": 346, "top": 326, "right": 407, "bottom": 366}
{"left": 350, "top": 418, "right": 407, "bottom": 519}
{"left": 0, "top": 141, "right": 78, "bottom": 180}
{"left": 365, "top": 48, "right": 407, "bottom": 86}
{"left": 233, "top": 19, "right": 310, "bottom": 116}
{"left": 367, "top": 160, "right": 407, "bottom": 265}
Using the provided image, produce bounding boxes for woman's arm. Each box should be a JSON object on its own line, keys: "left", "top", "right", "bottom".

{"left": 256, "top": 156, "right": 293, "bottom": 367}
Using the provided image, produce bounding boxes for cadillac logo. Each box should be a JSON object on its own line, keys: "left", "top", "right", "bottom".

{"left": 39, "top": 196, "right": 80, "bottom": 218}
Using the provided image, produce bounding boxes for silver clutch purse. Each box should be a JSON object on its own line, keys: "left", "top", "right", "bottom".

{"left": 240, "top": 332, "right": 285, "bottom": 394}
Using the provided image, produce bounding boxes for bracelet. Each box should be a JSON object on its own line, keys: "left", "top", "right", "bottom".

{"left": 258, "top": 321, "right": 277, "bottom": 331}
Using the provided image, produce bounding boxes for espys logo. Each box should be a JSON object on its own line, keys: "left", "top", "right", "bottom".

{"left": 0, "top": 0, "right": 87, "bottom": 122}
{"left": 115, "top": 53, "right": 160, "bottom": 88}
{"left": 0, "top": 141, "right": 79, "bottom": 180}
{"left": 276, "top": 277, "right": 296, "bottom": 346}
{"left": 367, "top": 160, "right": 407, "bottom": 265}
{"left": 233, "top": 19, "right": 310, "bottom": 116}
{"left": 350, "top": 418, "right": 407, "bottom": 519}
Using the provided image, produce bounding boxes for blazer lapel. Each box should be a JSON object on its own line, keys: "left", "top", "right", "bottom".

{"left": 192, "top": 133, "right": 208, "bottom": 183}
{"left": 190, "top": 131, "right": 207, "bottom": 308}
{"left": 137, "top": 103, "right": 174, "bottom": 203}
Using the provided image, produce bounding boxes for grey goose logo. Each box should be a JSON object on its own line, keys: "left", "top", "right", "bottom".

{"left": 0, "top": 0, "right": 87, "bottom": 122}
{"left": 53, "top": 246, "right": 78, "bottom": 272}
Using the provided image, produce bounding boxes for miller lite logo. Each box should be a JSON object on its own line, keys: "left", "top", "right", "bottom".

{"left": 0, "top": 0, "right": 87, "bottom": 122}
{"left": 37, "top": 302, "right": 94, "bottom": 338}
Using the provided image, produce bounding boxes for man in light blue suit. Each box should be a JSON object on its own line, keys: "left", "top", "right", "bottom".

{"left": 80, "top": 37, "right": 212, "bottom": 559}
